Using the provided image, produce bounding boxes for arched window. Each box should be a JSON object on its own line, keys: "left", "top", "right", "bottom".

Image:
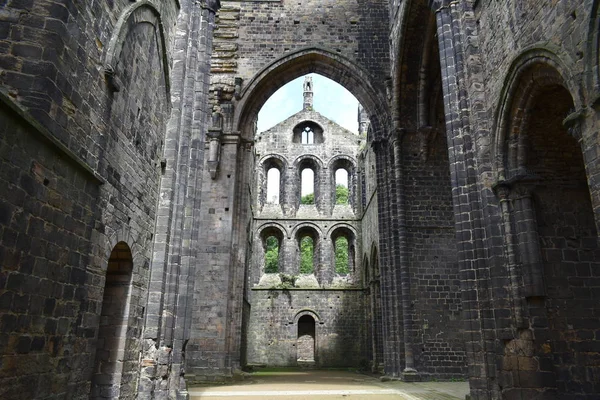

{"left": 334, "top": 237, "right": 349, "bottom": 274}
{"left": 292, "top": 121, "right": 324, "bottom": 144}
{"left": 264, "top": 235, "right": 280, "bottom": 273}
{"left": 301, "top": 168, "right": 315, "bottom": 204}
{"left": 330, "top": 158, "right": 355, "bottom": 208}
{"left": 300, "top": 236, "right": 314, "bottom": 274}
{"left": 261, "top": 157, "right": 285, "bottom": 208}
{"left": 302, "top": 126, "right": 314, "bottom": 144}
{"left": 335, "top": 168, "right": 349, "bottom": 204}
{"left": 266, "top": 168, "right": 280, "bottom": 204}
{"left": 332, "top": 227, "right": 355, "bottom": 276}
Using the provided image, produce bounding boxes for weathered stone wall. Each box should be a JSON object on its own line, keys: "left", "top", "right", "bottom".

{"left": 214, "top": 0, "right": 390, "bottom": 89}
{"left": 245, "top": 92, "right": 367, "bottom": 368}
{"left": 247, "top": 289, "right": 367, "bottom": 368}
{"left": 0, "top": 95, "right": 101, "bottom": 399}
{"left": 402, "top": 130, "right": 466, "bottom": 378}
{"left": 430, "top": 1, "right": 600, "bottom": 398}
{"left": 0, "top": 0, "right": 181, "bottom": 398}
{"left": 357, "top": 143, "right": 382, "bottom": 372}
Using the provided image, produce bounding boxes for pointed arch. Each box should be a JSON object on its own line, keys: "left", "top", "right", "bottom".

{"left": 235, "top": 47, "right": 389, "bottom": 141}
{"left": 492, "top": 48, "right": 581, "bottom": 181}
{"left": 104, "top": 1, "right": 171, "bottom": 101}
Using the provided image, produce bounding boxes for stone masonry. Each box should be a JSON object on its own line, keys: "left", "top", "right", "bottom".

{"left": 0, "top": 0, "right": 599, "bottom": 399}
{"left": 247, "top": 77, "right": 366, "bottom": 368}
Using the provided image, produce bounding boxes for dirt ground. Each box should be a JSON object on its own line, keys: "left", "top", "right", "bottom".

{"left": 188, "top": 369, "right": 469, "bottom": 400}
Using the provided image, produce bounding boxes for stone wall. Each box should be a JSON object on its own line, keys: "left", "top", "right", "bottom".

{"left": 0, "top": 0, "right": 211, "bottom": 398}
{"left": 0, "top": 94, "right": 101, "bottom": 399}
{"left": 247, "top": 289, "right": 367, "bottom": 368}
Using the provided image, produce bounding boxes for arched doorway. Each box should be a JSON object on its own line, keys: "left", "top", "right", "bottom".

{"left": 91, "top": 242, "right": 134, "bottom": 399}
{"left": 297, "top": 315, "right": 316, "bottom": 365}
{"left": 495, "top": 57, "right": 600, "bottom": 398}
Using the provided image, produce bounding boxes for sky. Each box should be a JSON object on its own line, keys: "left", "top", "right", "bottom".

{"left": 259, "top": 74, "right": 358, "bottom": 200}
{"left": 257, "top": 73, "right": 360, "bottom": 134}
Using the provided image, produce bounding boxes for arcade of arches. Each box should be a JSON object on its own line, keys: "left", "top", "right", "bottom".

{"left": 0, "top": 1, "right": 599, "bottom": 400}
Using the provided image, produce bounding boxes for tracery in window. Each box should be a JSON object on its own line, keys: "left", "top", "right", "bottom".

{"left": 302, "top": 126, "right": 314, "bottom": 144}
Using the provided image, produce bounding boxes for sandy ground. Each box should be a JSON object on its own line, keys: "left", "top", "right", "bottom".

{"left": 188, "top": 369, "right": 469, "bottom": 400}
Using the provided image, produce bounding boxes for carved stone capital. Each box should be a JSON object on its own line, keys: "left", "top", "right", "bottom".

{"left": 104, "top": 65, "right": 121, "bottom": 92}
{"left": 563, "top": 109, "right": 586, "bottom": 142}
{"left": 390, "top": 127, "right": 406, "bottom": 145}
{"left": 492, "top": 175, "right": 538, "bottom": 200}
{"left": 234, "top": 77, "right": 243, "bottom": 100}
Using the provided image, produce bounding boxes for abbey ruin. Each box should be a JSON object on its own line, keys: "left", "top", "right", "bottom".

{"left": 0, "top": 0, "right": 599, "bottom": 399}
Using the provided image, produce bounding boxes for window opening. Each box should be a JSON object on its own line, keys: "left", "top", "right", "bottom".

{"left": 301, "top": 168, "right": 315, "bottom": 204}
{"left": 302, "top": 126, "right": 314, "bottom": 144}
{"left": 264, "top": 236, "right": 280, "bottom": 273}
{"left": 266, "top": 168, "right": 280, "bottom": 204}
{"left": 300, "top": 236, "right": 314, "bottom": 274}
{"left": 335, "top": 236, "right": 349, "bottom": 274}
{"left": 335, "top": 169, "right": 349, "bottom": 204}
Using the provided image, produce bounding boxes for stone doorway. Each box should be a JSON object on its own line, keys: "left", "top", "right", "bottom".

{"left": 91, "top": 242, "right": 134, "bottom": 399}
{"left": 297, "top": 315, "right": 316, "bottom": 366}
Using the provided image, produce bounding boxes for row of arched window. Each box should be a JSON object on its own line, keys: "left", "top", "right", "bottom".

{"left": 261, "top": 157, "right": 356, "bottom": 207}
{"left": 261, "top": 227, "right": 356, "bottom": 275}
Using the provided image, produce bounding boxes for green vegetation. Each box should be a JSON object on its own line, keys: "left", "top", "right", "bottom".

{"left": 301, "top": 192, "right": 314, "bottom": 205}
{"left": 300, "top": 236, "right": 314, "bottom": 274}
{"left": 334, "top": 237, "right": 349, "bottom": 274}
{"left": 264, "top": 236, "right": 279, "bottom": 273}
{"left": 335, "top": 184, "right": 349, "bottom": 205}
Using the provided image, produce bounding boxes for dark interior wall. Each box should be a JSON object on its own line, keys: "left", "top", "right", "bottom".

{"left": 403, "top": 128, "right": 466, "bottom": 378}
{"left": 0, "top": 1, "right": 179, "bottom": 398}
{"left": 0, "top": 97, "right": 101, "bottom": 399}
{"left": 227, "top": 0, "right": 390, "bottom": 85}
{"left": 526, "top": 87, "right": 600, "bottom": 397}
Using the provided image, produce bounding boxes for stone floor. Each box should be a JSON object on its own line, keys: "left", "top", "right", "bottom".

{"left": 188, "top": 369, "right": 469, "bottom": 399}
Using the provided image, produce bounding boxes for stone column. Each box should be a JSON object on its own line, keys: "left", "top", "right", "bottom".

{"left": 390, "top": 129, "right": 419, "bottom": 380}
{"left": 140, "top": 1, "right": 221, "bottom": 398}
{"left": 434, "top": 1, "right": 499, "bottom": 398}
{"left": 372, "top": 138, "right": 403, "bottom": 377}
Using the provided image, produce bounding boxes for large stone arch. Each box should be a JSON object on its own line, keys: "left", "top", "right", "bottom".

{"left": 235, "top": 47, "right": 389, "bottom": 141}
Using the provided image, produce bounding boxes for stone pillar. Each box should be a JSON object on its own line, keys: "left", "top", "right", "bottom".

{"left": 373, "top": 138, "right": 403, "bottom": 377}
{"left": 140, "top": 0, "right": 221, "bottom": 398}
{"left": 390, "top": 129, "right": 419, "bottom": 380}
{"left": 434, "top": 1, "right": 499, "bottom": 398}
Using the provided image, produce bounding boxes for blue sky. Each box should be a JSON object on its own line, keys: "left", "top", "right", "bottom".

{"left": 257, "top": 73, "right": 360, "bottom": 134}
